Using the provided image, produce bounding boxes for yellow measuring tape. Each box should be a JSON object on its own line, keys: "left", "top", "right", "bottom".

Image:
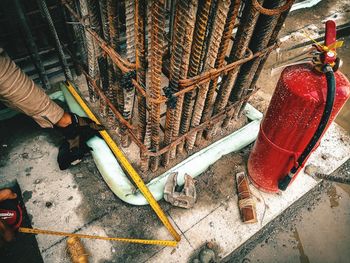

{"left": 18, "top": 227, "right": 177, "bottom": 247}
{"left": 19, "top": 81, "right": 180, "bottom": 247}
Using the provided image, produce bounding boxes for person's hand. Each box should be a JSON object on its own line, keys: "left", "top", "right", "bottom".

{"left": 0, "top": 189, "right": 18, "bottom": 246}
{"left": 57, "top": 113, "right": 104, "bottom": 170}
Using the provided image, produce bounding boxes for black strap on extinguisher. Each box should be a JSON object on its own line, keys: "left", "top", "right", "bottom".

{"left": 278, "top": 64, "right": 336, "bottom": 191}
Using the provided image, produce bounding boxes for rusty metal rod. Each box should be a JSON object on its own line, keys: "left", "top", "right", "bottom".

{"left": 78, "top": 61, "right": 257, "bottom": 158}
{"left": 61, "top": 0, "right": 135, "bottom": 73}
{"left": 227, "top": 0, "right": 286, "bottom": 124}
{"left": 120, "top": 0, "right": 137, "bottom": 148}
{"left": 107, "top": 0, "right": 125, "bottom": 128}
{"left": 162, "top": 0, "right": 197, "bottom": 166}
{"left": 77, "top": 0, "right": 98, "bottom": 101}
{"left": 135, "top": 0, "right": 148, "bottom": 171}
{"left": 85, "top": 0, "right": 109, "bottom": 118}
{"left": 177, "top": 44, "right": 276, "bottom": 89}
{"left": 145, "top": 90, "right": 258, "bottom": 157}
{"left": 135, "top": 0, "right": 147, "bottom": 141}
{"left": 131, "top": 44, "right": 276, "bottom": 105}
{"left": 178, "top": 0, "right": 213, "bottom": 154}
{"left": 186, "top": 0, "right": 231, "bottom": 151}
{"left": 125, "top": 0, "right": 136, "bottom": 63}
{"left": 238, "top": 2, "right": 294, "bottom": 116}
{"left": 72, "top": 0, "right": 88, "bottom": 66}
{"left": 212, "top": 0, "right": 264, "bottom": 116}
{"left": 14, "top": 0, "right": 51, "bottom": 90}
{"left": 149, "top": 0, "right": 166, "bottom": 172}
{"left": 38, "top": 0, "right": 73, "bottom": 81}
{"left": 82, "top": 71, "right": 134, "bottom": 130}
{"left": 104, "top": 0, "right": 117, "bottom": 125}
{"left": 197, "top": 0, "right": 241, "bottom": 145}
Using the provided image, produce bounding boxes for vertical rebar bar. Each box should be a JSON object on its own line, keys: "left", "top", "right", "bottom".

{"left": 198, "top": 0, "right": 241, "bottom": 143}
{"left": 135, "top": 0, "right": 147, "bottom": 141}
{"left": 125, "top": 0, "right": 136, "bottom": 63}
{"left": 237, "top": 2, "right": 294, "bottom": 116}
{"left": 107, "top": 0, "right": 123, "bottom": 119}
{"left": 86, "top": 0, "right": 107, "bottom": 117}
{"left": 168, "top": 0, "right": 176, "bottom": 42}
{"left": 178, "top": 0, "right": 212, "bottom": 154}
{"left": 14, "top": 0, "right": 50, "bottom": 90}
{"left": 72, "top": 0, "right": 88, "bottom": 66}
{"left": 38, "top": 0, "right": 73, "bottom": 81}
{"left": 120, "top": 0, "right": 136, "bottom": 147}
{"left": 212, "top": 0, "right": 264, "bottom": 116}
{"left": 161, "top": 0, "right": 197, "bottom": 167}
{"left": 102, "top": 0, "right": 114, "bottom": 124}
{"left": 225, "top": 0, "right": 284, "bottom": 125}
{"left": 79, "top": 0, "right": 98, "bottom": 102}
{"left": 60, "top": 5, "right": 81, "bottom": 76}
{"left": 135, "top": 0, "right": 149, "bottom": 171}
{"left": 202, "top": 0, "right": 263, "bottom": 138}
{"left": 185, "top": 0, "right": 230, "bottom": 151}
{"left": 149, "top": 0, "right": 166, "bottom": 172}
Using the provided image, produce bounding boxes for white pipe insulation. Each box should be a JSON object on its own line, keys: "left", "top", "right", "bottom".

{"left": 61, "top": 84, "right": 263, "bottom": 206}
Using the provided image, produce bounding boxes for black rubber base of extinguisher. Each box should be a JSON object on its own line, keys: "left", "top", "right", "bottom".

{"left": 278, "top": 64, "right": 336, "bottom": 191}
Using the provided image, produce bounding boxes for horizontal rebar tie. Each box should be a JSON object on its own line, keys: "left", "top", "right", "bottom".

{"left": 58, "top": 0, "right": 294, "bottom": 172}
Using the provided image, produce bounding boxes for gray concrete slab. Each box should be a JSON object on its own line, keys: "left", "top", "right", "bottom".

{"left": 1, "top": 111, "right": 349, "bottom": 262}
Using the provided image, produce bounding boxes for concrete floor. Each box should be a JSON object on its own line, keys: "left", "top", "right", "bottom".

{"left": 1, "top": 112, "right": 349, "bottom": 263}
{"left": 242, "top": 181, "right": 350, "bottom": 263}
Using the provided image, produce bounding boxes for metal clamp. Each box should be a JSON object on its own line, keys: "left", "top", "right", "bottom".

{"left": 164, "top": 172, "right": 197, "bottom": 209}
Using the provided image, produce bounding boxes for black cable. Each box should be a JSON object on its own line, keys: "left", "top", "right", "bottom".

{"left": 278, "top": 64, "right": 336, "bottom": 190}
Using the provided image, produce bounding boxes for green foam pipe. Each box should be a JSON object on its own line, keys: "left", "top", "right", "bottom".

{"left": 60, "top": 83, "right": 263, "bottom": 205}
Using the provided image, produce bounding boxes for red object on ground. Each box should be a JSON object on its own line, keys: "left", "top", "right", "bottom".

{"left": 0, "top": 198, "right": 23, "bottom": 230}
{"left": 248, "top": 64, "right": 350, "bottom": 192}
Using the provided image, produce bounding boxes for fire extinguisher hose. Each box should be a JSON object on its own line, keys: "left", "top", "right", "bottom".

{"left": 278, "top": 64, "right": 336, "bottom": 191}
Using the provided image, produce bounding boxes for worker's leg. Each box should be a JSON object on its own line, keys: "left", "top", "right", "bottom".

{"left": 0, "top": 53, "right": 64, "bottom": 128}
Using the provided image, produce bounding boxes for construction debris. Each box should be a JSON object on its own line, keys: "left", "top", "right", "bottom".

{"left": 236, "top": 172, "right": 257, "bottom": 224}
{"left": 164, "top": 172, "right": 197, "bottom": 209}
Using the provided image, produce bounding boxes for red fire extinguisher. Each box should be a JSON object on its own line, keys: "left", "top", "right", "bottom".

{"left": 248, "top": 20, "right": 350, "bottom": 193}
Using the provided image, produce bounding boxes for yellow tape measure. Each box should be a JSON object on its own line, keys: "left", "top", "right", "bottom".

{"left": 18, "top": 227, "right": 177, "bottom": 247}
{"left": 61, "top": 81, "right": 179, "bottom": 245}
{"left": 19, "top": 81, "right": 180, "bottom": 247}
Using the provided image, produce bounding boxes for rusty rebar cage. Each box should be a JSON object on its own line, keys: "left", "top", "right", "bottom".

{"left": 56, "top": 0, "right": 295, "bottom": 179}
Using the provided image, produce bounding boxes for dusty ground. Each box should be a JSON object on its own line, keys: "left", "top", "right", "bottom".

{"left": 236, "top": 170, "right": 350, "bottom": 263}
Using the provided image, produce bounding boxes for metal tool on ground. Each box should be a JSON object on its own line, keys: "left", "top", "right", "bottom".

{"left": 248, "top": 20, "right": 350, "bottom": 192}
{"left": 304, "top": 163, "right": 350, "bottom": 185}
{"left": 164, "top": 172, "right": 197, "bottom": 209}
{"left": 236, "top": 172, "right": 257, "bottom": 224}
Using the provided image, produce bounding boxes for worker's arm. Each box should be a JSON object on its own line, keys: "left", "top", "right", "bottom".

{"left": 0, "top": 52, "right": 65, "bottom": 128}
{"left": 0, "top": 52, "right": 104, "bottom": 169}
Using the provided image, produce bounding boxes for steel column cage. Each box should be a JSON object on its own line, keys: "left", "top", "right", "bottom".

{"left": 45, "top": 0, "right": 294, "bottom": 177}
